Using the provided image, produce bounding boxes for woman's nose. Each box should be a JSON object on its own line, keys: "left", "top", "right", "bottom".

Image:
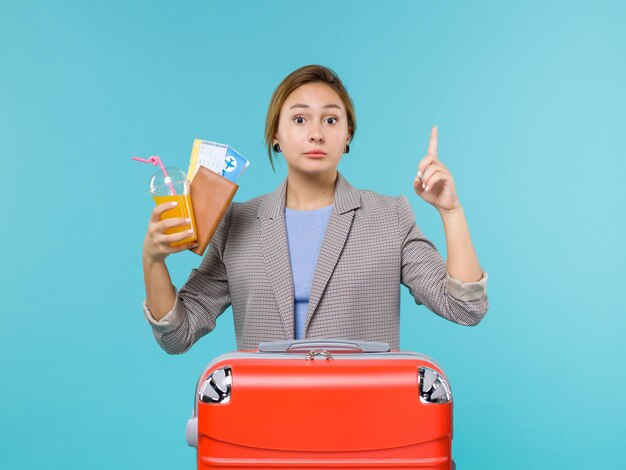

{"left": 308, "top": 124, "right": 324, "bottom": 143}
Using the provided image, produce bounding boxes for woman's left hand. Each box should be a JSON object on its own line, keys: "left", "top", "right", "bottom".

{"left": 413, "top": 126, "right": 461, "bottom": 212}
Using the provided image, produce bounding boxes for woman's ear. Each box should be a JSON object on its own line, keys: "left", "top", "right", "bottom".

{"left": 272, "top": 135, "right": 282, "bottom": 153}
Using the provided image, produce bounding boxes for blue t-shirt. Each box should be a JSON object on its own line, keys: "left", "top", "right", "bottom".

{"left": 284, "top": 205, "right": 333, "bottom": 339}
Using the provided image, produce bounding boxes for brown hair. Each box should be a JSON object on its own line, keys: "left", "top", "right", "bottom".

{"left": 264, "top": 64, "right": 357, "bottom": 169}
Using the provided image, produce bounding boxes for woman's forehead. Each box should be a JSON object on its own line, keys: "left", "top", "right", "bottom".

{"left": 283, "top": 83, "right": 345, "bottom": 110}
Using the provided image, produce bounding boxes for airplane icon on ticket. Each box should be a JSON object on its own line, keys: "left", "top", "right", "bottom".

{"left": 224, "top": 156, "right": 236, "bottom": 171}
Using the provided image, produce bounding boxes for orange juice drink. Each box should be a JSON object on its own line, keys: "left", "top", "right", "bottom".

{"left": 152, "top": 194, "right": 197, "bottom": 247}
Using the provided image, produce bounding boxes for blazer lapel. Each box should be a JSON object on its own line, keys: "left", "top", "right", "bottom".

{"left": 258, "top": 178, "right": 295, "bottom": 340}
{"left": 304, "top": 173, "right": 361, "bottom": 334}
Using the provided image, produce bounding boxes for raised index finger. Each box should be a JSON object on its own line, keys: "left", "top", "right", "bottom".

{"left": 427, "top": 126, "right": 438, "bottom": 157}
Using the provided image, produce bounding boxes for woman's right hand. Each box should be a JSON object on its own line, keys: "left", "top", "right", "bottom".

{"left": 142, "top": 202, "right": 198, "bottom": 264}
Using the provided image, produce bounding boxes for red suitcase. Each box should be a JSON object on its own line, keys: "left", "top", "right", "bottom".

{"left": 186, "top": 339, "right": 455, "bottom": 469}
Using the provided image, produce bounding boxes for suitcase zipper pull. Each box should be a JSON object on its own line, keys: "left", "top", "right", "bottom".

{"left": 305, "top": 349, "right": 334, "bottom": 360}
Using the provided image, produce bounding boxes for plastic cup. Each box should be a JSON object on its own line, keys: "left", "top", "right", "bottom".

{"left": 149, "top": 168, "right": 197, "bottom": 248}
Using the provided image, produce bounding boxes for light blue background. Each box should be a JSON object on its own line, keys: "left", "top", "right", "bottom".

{"left": 1, "top": 1, "right": 625, "bottom": 468}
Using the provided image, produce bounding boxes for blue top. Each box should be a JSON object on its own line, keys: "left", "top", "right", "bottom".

{"left": 284, "top": 205, "right": 333, "bottom": 339}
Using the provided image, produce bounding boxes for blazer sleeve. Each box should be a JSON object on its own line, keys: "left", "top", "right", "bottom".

{"left": 397, "top": 196, "right": 489, "bottom": 326}
{"left": 143, "top": 204, "right": 234, "bottom": 354}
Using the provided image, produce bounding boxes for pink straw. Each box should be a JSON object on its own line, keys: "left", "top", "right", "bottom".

{"left": 132, "top": 155, "right": 177, "bottom": 195}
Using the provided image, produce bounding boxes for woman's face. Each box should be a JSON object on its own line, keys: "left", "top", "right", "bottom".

{"left": 274, "top": 82, "right": 351, "bottom": 178}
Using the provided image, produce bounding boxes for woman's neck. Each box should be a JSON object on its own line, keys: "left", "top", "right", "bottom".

{"left": 286, "top": 171, "right": 337, "bottom": 210}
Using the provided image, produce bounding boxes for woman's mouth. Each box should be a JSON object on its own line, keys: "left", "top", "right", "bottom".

{"left": 304, "top": 150, "right": 327, "bottom": 157}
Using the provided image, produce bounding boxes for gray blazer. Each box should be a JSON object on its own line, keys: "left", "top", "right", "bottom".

{"left": 144, "top": 173, "right": 488, "bottom": 352}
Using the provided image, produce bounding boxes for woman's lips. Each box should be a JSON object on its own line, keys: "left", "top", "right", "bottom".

{"left": 304, "top": 150, "right": 327, "bottom": 157}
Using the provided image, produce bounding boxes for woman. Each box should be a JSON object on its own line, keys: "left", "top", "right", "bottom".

{"left": 141, "top": 65, "right": 488, "bottom": 353}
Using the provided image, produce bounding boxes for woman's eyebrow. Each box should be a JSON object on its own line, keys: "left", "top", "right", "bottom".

{"left": 289, "top": 104, "right": 342, "bottom": 110}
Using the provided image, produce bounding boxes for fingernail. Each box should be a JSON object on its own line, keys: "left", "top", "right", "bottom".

{"left": 187, "top": 229, "right": 194, "bottom": 234}
{"left": 185, "top": 218, "right": 192, "bottom": 223}
{"left": 171, "top": 201, "right": 178, "bottom": 207}
{"left": 425, "top": 185, "right": 429, "bottom": 192}
{"left": 417, "top": 170, "right": 421, "bottom": 179}
{"left": 422, "top": 183, "right": 426, "bottom": 189}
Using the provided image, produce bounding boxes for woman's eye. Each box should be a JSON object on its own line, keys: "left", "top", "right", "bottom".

{"left": 325, "top": 117, "right": 337, "bottom": 125}
{"left": 294, "top": 116, "right": 305, "bottom": 124}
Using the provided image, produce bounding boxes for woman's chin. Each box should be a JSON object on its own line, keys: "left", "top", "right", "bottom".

{"left": 289, "top": 164, "right": 338, "bottom": 178}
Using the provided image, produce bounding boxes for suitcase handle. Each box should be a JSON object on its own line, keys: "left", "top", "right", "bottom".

{"left": 258, "top": 338, "right": 391, "bottom": 353}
